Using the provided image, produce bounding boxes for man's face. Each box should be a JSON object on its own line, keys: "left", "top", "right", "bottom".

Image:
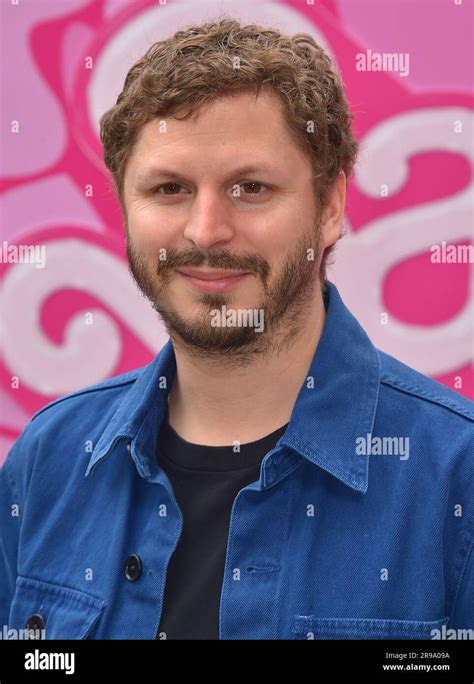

{"left": 123, "top": 90, "right": 326, "bottom": 359}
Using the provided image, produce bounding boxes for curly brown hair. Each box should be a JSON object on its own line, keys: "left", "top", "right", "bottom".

{"left": 99, "top": 17, "right": 359, "bottom": 281}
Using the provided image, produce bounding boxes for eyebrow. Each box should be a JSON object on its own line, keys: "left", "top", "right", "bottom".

{"left": 135, "top": 164, "right": 275, "bottom": 185}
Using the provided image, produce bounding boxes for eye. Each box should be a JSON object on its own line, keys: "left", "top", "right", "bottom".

{"left": 240, "top": 181, "right": 266, "bottom": 196}
{"left": 155, "top": 182, "right": 186, "bottom": 195}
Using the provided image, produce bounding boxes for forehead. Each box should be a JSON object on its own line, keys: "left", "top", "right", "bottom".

{"left": 125, "top": 90, "right": 303, "bottom": 180}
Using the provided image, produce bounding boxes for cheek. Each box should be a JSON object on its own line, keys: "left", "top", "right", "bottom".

{"left": 242, "top": 214, "right": 288, "bottom": 256}
{"left": 127, "top": 206, "right": 179, "bottom": 251}
{"left": 246, "top": 221, "right": 299, "bottom": 271}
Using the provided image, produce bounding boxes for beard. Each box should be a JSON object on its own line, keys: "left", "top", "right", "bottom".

{"left": 126, "top": 217, "right": 323, "bottom": 365}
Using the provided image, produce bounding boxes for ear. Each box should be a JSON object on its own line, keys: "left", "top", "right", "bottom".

{"left": 321, "top": 171, "right": 346, "bottom": 249}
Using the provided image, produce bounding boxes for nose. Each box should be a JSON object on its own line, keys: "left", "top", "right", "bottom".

{"left": 182, "top": 190, "right": 235, "bottom": 251}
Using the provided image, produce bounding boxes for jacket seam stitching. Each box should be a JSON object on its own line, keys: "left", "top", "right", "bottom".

{"left": 29, "top": 376, "right": 140, "bottom": 423}
{"left": 380, "top": 374, "right": 474, "bottom": 421}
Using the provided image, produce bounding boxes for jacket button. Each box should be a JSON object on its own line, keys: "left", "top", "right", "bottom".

{"left": 125, "top": 554, "right": 142, "bottom": 581}
{"left": 26, "top": 613, "right": 45, "bottom": 638}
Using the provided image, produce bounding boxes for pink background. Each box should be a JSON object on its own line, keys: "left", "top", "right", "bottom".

{"left": 1, "top": 0, "right": 473, "bottom": 465}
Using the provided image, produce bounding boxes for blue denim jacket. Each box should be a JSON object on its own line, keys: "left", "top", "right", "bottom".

{"left": 1, "top": 282, "right": 473, "bottom": 640}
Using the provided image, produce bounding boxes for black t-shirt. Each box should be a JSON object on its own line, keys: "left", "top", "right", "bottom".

{"left": 155, "top": 407, "right": 288, "bottom": 640}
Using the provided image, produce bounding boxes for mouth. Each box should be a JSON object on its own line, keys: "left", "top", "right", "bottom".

{"left": 176, "top": 268, "right": 251, "bottom": 293}
{"left": 176, "top": 268, "right": 250, "bottom": 280}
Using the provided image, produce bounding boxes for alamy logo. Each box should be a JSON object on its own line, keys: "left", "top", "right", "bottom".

{"left": 430, "top": 241, "right": 474, "bottom": 263}
{"left": 431, "top": 626, "right": 474, "bottom": 640}
{"left": 0, "top": 625, "right": 45, "bottom": 640}
{"left": 356, "top": 49, "right": 410, "bottom": 77}
{"left": 210, "top": 307, "right": 264, "bottom": 332}
{"left": 355, "top": 433, "right": 410, "bottom": 460}
{"left": 0, "top": 241, "right": 46, "bottom": 268}
{"left": 24, "top": 649, "right": 75, "bottom": 675}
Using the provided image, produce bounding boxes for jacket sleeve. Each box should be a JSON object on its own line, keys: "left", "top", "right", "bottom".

{"left": 0, "top": 421, "right": 37, "bottom": 629}
{"left": 450, "top": 537, "right": 474, "bottom": 630}
{"left": 0, "top": 452, "right": 21, "bottom": 627}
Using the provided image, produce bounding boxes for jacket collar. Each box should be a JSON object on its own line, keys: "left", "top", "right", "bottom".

{"left": 85, "top": 282, "right": 380, "bottom": 492}
{"left": 278, "top": 283, "right": 380, "bottom": 493}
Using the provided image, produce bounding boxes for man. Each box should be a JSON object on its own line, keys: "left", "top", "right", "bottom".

{"left": 1, "top": 18, "right": 472, "bottom": 641}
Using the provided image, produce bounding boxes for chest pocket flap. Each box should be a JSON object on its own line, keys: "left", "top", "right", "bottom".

{"left": 8, "top": 576, "right": 106, "bottom": 640}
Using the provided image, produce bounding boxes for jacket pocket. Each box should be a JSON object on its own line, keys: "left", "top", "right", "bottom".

{"left": 293, "top": 615, "right": 449, "bottom": 640}
{"left": 8, "top": 576, "right": 106, "bottom": 640}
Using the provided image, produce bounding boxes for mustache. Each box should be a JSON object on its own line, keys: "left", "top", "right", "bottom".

{"left": 155, "top": 247, "right": 270, "bottom": 282}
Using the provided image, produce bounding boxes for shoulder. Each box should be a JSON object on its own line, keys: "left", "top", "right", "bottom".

{"left": 378, "top": 349, "right": 474, "bottom": 424}
{"left": 0, "top": 366, "right": 147, "bottom": 492}
{"left": 29, "top": 366, "right": 144, "bottom": 424}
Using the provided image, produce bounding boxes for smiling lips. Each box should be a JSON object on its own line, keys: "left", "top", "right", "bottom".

{"left": 176, "top": 268, "right": 251, "bottom": 292}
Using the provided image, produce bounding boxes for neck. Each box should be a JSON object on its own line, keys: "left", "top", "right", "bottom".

{"left": 166, "top": 287, "right": 326, "bottom": 446}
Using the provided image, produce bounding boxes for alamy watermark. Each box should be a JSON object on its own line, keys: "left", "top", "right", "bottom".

{"left": 356, "top": 49, "right": 410, "bottom": 78}
{"left": 431, "top": 626, "right": 474, "bottom": 640}
{"left": 356, "top": 433, "right": 410, "bottom": 460}
{"left": 430, "top": 241, "right": 474, "bottom": 264}
{"left": 0, "top": 624, "right": 46, "bottom": 640}
{"left": 25, "top": 649, "right": 75, "bottom": 675}
{"left": 210, "top": 307, "right": 264, "bottom": 332}
{"left": 0, "top": 241, "right": 46, "bottom": 269}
